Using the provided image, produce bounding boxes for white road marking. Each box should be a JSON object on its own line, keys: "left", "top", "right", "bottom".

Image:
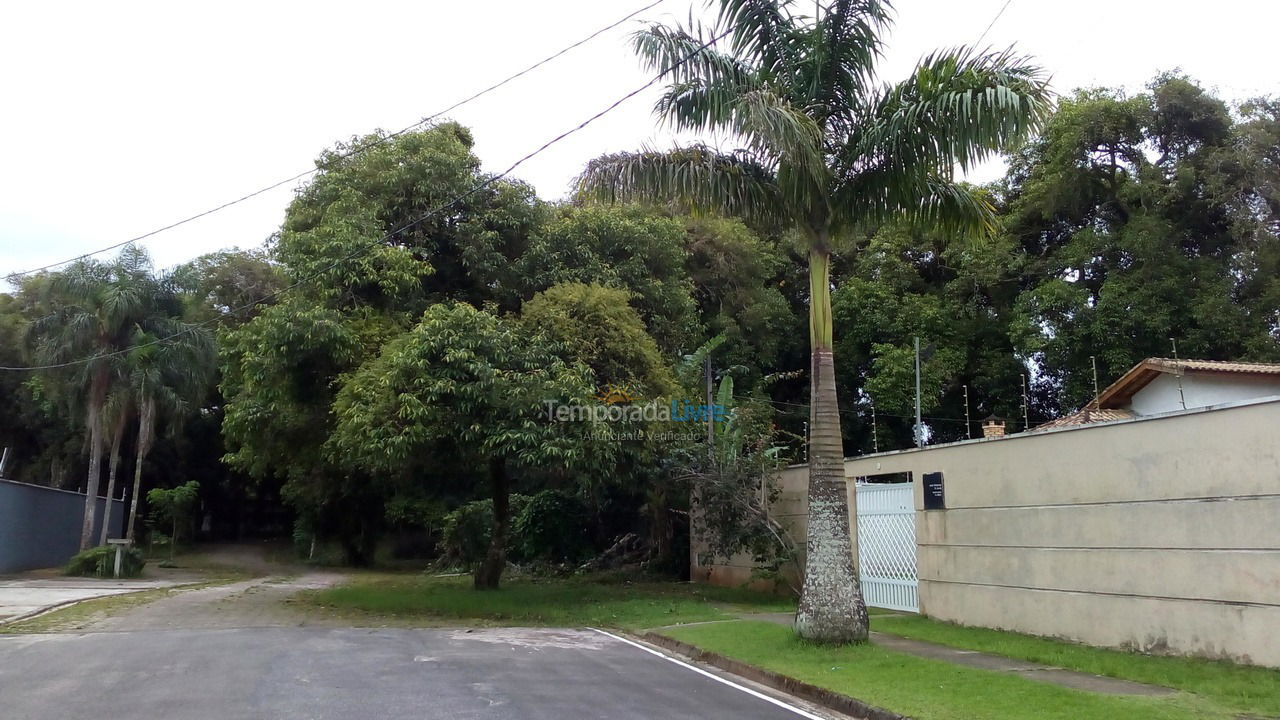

{"left": 588, "top": 628, "right": 828, "bottom": 720}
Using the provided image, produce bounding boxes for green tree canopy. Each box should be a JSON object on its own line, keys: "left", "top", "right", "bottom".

{"left": 1004, "top": 75, "right": 1280, "bottom": 410}
{"left": 515, "top": 205, "right": 698, "bottom": 353}
{"left": 221, "top": 123, "right": 545, "bottom": 563}
{"left": 329, "top": 302, "right": 603, "bottom": 588}
{"left": 519, "top": 282, "right": 676, "bottom": 399}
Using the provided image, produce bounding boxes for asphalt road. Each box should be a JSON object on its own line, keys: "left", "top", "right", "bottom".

{"left": 0, "top": 626, "right": 824, "bottom": 720}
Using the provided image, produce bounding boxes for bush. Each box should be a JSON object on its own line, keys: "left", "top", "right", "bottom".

{"left": 514, "top": 490, "right": 593, "bottom": 563}
{"left": 439, "top": 494, "right": 530, "bottom": 568}
{"left": 65, "top": 545, "right": 146, "bottom": 578}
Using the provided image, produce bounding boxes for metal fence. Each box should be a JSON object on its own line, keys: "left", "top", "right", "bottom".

{"left": 855, "top": 482, "right": 918, "bottom": 612}
{"left": 0, "top": 478, "right": 124, "bottom": 574}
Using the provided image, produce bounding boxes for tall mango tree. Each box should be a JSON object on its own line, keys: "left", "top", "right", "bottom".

{"left": 329, "top": 302, "right": 609, "bottom": 590}
{"left": 577, "top": 0, "right": 1051, "bottom": 642}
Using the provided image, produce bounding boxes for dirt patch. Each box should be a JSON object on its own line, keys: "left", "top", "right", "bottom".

{"left": 448, "top": 628, "right": 614, "bottom": 650}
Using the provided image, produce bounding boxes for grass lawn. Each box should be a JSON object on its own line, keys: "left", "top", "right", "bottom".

{"left": 303, "top": 575, "right": 1279, "bottom": 719}
{"left": 873, "top": 614, "right": 1280, "bottom": 717}
{"left": 664, "top": 621, "right": 1246, "bottom": 720}
{"left": 305, "top": 572, "right": 795, "bottom": 630}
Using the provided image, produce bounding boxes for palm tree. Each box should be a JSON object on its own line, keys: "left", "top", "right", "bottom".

{"left": 31, "top": 246, "right": 158, "bottom": 550}
{"left": 124, "top": 318, "right": 215, "bottom": 543}
{"left": 98, "top": 389, "right": 133, "bottom": 545}
{"left": 577, "top": 0, "right": 1051, "bottom": 642}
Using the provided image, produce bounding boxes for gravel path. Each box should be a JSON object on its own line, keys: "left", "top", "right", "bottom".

{"left": 83, "top": 571, "right": 346, "bottom": 632}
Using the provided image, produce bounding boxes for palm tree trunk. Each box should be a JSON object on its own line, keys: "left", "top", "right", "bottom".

{"left": 474, "top": 457, "right": 509, "bottom": 590}
{"left": 99, "top": 409, "right": 129, "bottom": 545}
{"left": 794, "top": 247, "right": 869, "bottom": 643}
{"left": 126, "top": 397, "right": 155, "bottom": 543}
{"left": 79, "top": 370, "right": 109, "bottom": 551}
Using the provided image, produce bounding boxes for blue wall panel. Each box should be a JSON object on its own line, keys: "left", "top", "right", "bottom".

{"left": 0, "top": 479, "right": 126, "bottom": 573}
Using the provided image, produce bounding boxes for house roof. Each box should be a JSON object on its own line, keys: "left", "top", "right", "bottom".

{"left": 1031, "top": 357, "right": 1280, "bottom": 431}
{"left": 1033, "top": 407, "right": 1134, "bottom": 431}
{"left": 1093, "top": 358, "right": 1280, "bottom": 409}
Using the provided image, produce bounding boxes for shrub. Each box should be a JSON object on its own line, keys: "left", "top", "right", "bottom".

{"left": 439, "top": 494, "right": 530, "bottom": 568}
{"left": 65, "top": 545, "right": 146, "bottom": 578}
{"left": 514, "top": 490, "right": 593, "bottom": 563}
{"left": 146, "top": 481, "right": 200, "bottom": 560}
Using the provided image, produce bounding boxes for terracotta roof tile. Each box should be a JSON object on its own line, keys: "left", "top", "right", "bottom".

{"left": 1145, "top": 358, "right": 1280, "bottom": 375}
{"left": 1033, "top": 407, "right": 1135, "bottom": 431}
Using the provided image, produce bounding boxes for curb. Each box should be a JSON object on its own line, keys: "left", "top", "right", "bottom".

{"left": 638, "top": 631, "right": 906, "bottom": 720}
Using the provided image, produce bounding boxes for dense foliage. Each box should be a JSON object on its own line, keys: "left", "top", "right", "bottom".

{"left": 1, "top": 71, "right": 1274, "bottom": 589}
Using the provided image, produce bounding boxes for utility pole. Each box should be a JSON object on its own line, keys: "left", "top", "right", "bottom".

{"left": 914, "top": 336, "right": 923, "bottom": 448}
{"left": 870, "top": 404, "right": 879, "bottom": 453}
{"left": 963, "top": 385, "right": 972, "bottom": 439}
{"left": 1170, "top": 338, "right": 1186, "bottom": 410}
{"left": 1021, "top": 374, "right": 1030, "bottom": 432}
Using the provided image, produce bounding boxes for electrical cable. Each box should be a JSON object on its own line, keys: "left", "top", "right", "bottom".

{"left": 3, "top": 0, "right": 666, "bottom": 279}
{"left": 975, "top": 0, "right": 1013, "bottom": 47}
{"left": 0, "top": 23, "right": 731, "bottom": 372}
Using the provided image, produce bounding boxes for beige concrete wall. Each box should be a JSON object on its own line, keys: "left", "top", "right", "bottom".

{"left": 844, "top": 397, "right": 1280, "bottom": 667}
{"left": 690, "top": 464, "right": 807, "bottom": 594}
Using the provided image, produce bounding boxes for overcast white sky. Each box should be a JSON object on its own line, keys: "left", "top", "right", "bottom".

{"left": 1, "top": 0, "right": 1276, "bottom": 282}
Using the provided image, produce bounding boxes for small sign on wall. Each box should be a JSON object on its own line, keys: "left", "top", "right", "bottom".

{"left": 923, "top": 472, "right": 945, "bottom": 510}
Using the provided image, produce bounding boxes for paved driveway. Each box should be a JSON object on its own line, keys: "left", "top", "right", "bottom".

{"left": 0, "top": 578, "right": 178, "bottom": 622}
{"left": 0, "top": 626, "right": 825, "bottom": 720}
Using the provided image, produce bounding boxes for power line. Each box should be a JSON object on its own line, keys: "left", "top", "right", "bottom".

{"left": 3, "top": 0, "right": 665, "bottom": 280}
{"left": 733, "top": 393, "right": 969, "bottom": 424}
{"left": 0, "top": 24, "right": 731, "bottom": 373}
{"left": 975, "top": 0, "right": 1013, "bottom": 47}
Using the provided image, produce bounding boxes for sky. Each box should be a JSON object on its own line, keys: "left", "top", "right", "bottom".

{"left": 1, "top": 0, "right": 1277, "bottom": 283}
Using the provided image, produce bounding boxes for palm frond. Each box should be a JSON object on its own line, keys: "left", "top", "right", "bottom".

{"left": 656, "top": 77, "right": 748, "bottom": 132}
{"left": 736, "top": 88, "right": 826, "bottom": 175}
{"left": 632, "top": 23, "right": 752, "bottom": 88}
{"left": 835, "top": 166, "right": 996, "bottom": 237}
{"left": 655, "top": 74, "right": 828, "bottom": 204}
{"left": 575, "top": 146, "right": 785, "bottom": 226}
{"left": 851, "top": 46, "right": 1053, "bottom": 176}
{"left": 793, "top": 0, "right": 891, "bottom": 125}
{"left": 713, "top": 0, "right": 800, "bottom": 76}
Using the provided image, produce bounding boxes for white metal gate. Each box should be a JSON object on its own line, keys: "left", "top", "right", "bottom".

{"left": 854, "top": 482, "right": 918, "bottom": 612}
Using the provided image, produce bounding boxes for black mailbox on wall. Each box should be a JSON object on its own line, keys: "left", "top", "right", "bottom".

{"left": 922, "top": 472, "right": 945, "bottom": 510}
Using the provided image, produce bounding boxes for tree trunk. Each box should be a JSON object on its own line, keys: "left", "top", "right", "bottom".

{"left": 125, "top": 397, "right": 155, "bottom": 543}
{"left": 79, "top": 370, "right": 109, "bottom": 550}
{"left": 99, "top": 408, "right": 129, "bottom": 545}
{"left": 794, "top": 247, "right": 869, "bottom": 643}
{"left": 474, "top": 457, "right": 509, "bottom": 590}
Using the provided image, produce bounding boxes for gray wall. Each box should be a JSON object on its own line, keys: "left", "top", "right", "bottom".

{"left": 843, "top": 397, "right": 1280, "bottom": 668}
{"left": 0, "top": 479, "right": 125, "bottom": 573}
